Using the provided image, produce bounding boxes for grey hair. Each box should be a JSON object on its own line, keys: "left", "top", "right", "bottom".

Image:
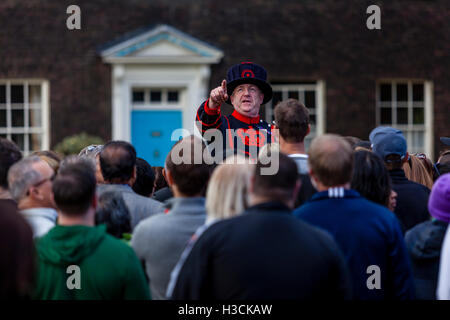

{"left": 8, "top": 156, "right": 44, "bottom": 201}
{"left": 59, "top": 155, "right": 96, "bottom": 173}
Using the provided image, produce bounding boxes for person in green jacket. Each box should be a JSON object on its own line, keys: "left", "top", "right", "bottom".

{"left": 33, "top": 157, "right": 150, "bottom": 300}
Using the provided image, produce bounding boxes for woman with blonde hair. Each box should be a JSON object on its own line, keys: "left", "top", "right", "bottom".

{"left": 205, "top": 155, "right": 253, "bottom": 223}
{"left": 403, "top": 154, "right": 434, "bottom": 189}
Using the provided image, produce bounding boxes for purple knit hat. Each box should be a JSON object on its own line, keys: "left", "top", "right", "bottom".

{"left": 429, "top": 173, "right": 450, "bottom": 222}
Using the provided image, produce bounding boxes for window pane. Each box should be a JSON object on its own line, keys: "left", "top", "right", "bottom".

{"left": 305, "top": 91, "right": 316, "bottom": 109}
{"left": 396, "top": 84, "right": 408, "bottom": 101}
{"left": 305, "top": 137, "right": 313, "bottom": 151}
{"left": 0, "top": 110, "right": 6, "bottom": 127}
{"left": 12, "top": 109, "right": 24, "bottom": 127}
{"left": 29, "top": 133, "right": 42, "bottom": 151}
{"left": 29, "top": 108, "right": 42, "bottom": 127}
{"left": 309, "top": 114, "right": 316, "bottom": 125}
{"left": 132, "top": 90, "right": 145, "bottom": 103}
{"left": 272, "top": 91, "right": 282, "bottom": 107}
{"left": 380, "top": 84, "right": 391, "bottom": 101}
{"left": 11, "top": 134, "right": 24, "bottom": 150}
{"left": 150, "top": 91, "right": 161, "bottom": 102}
{"left": 288, "top": 91, "right": 299, "bottom": 100}
{"left": 413, "top": 107, "right": 424, "bottom": 124}
{"left": 11, "top": 85, "right": 24, "bottom": 103}
{"left": 397, "top": 107, "right": 408, "bottom": 124}
{"left": 380, "top": 107, "right": 392, "bottom": 124}
{"left": 412, "top": 131, "right": 424, "bottom": 151}
{"left": 0, "top": 85, "right": 5, "bottom": 103}
{"left": 29, "top": 85, "right": 41, "bottom": 104}
{"left": 168, "top": 91, "right": 179, "bottom": 102}
{"left": 413, "top": 84, "right": 424, "bottom": 102}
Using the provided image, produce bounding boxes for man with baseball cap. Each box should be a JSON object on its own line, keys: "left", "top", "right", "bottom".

{"left": 196, "top": 62, "right": 273, "bottom": 160}
{"left": 441, "top": 137, "right": 450, "bottom": 147}
{"left": 370, "top": 126, "right": 430, "bottom": 232}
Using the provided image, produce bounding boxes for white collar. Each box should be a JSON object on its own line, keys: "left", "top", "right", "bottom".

{"left": 20, "top": 208, "right": 58, "bottom": 222}
{"left": 288, "top": 153, "right": 308, "bottom": 158}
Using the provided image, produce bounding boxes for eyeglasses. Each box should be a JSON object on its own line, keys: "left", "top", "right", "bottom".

{"left": 26, "top": 173, "right": 55, "bottom": 196}
{"left": 32, "top": 173, "right": 55, "bottom": 188}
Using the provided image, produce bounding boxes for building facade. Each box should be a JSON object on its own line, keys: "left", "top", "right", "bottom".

{"left": 0, "top": 0, "right": 448, "bottom": 165}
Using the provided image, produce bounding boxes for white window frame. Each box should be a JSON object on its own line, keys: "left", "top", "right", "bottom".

{"left": 265, "top": 81, "right": 326, "bottom": 149}
{"left": 131, "top": 87, "right": 185, "bottom": 110}
{"left": 376, "top": 79, "right": 433, "bottom": 159}
{"left": 0, "top": 79, "right": 50, "bottom": 155}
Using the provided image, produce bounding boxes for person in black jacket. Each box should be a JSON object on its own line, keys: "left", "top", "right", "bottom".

{"left": 406, "top": 174, "right": 450, "bottom": 300}
{"left": 167, "top": 152, "right": 352, "bottom": 300}
{"left": 370, "top": 126, "right": 430, "bottom": 232}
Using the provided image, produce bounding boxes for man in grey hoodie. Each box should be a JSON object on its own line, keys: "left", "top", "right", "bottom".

{"left": 132, "top": 135, "right": 213, "bottom": 300}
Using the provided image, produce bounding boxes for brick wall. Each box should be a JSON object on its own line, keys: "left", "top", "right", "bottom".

{"left": 0, "top": 0, "right": 448, "bottom": 158}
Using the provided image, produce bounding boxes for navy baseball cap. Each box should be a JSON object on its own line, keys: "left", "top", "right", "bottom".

{"left": 226, "top": 62, "right": 273, "bottom": 105}
{"left": 441, "top": 137, "right": 450, "bottom": 146}
{"left": 369, "top": 126, "right": 403, "bottom": 144}
{"left": 370, "top": 126, "right": 407, "bottom": 160}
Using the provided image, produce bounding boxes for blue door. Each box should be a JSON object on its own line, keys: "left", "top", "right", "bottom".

{"left": 131, "top": 110, "right": 182, "bottom": 166}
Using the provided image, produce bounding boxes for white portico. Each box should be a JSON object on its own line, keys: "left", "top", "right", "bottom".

{"left": 100, "top": 24, "right": 223, "bottom": 165}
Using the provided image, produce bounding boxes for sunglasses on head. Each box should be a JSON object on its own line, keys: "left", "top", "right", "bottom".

{"left": 413, "top": 153, "right": 427, "bottom": 160}
{"left": 88, "top": 145, "right": 100, "bottom": 151}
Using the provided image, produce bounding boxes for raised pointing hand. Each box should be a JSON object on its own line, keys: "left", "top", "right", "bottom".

{"left": 209, "top": 79, "right": 228, "bottom": 109}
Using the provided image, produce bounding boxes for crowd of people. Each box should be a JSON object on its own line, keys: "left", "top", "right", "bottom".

{"left": 0, "top": 62, "right": 449, "bottom": 300}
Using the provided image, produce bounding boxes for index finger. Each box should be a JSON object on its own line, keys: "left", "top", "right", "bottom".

{"left": 221, "top": 79, "right": 227, "bottom": 92}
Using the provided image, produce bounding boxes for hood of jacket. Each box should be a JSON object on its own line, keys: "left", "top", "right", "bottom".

{"left": 36, "top": 225, "right": 106, "bottom": 266}
{"left": 405, "top": 219, "right": 448, "bottom": 260}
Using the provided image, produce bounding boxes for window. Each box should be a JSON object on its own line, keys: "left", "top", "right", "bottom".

{"left": 132, "top": 88, "right": 180, "bottom": 105}
{"left": 0, "top": 81, "right": 49, "bottom": 155}
{"left": 376, "top": 81, "right": 433, "bottom": 155}
{"left": 264, "top": 82, "right": 326, "bottom": 149}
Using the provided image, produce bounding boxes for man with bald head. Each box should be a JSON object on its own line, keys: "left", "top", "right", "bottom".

{"left": 98, "top": 140, "right": 164, "bottom": 230}
{"left": 294, "top": 134, "right": 415, "bottom": 300}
